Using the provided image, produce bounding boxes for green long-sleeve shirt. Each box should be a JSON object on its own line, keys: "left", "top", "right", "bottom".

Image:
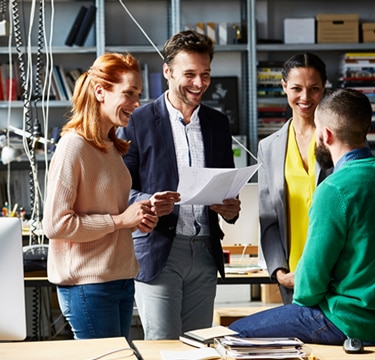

{"left": 293, "top": 157, "right": 375, "bottom": 342}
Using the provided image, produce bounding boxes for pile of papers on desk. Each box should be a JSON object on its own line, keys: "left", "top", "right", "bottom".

{"left": 180, "top": 325, "right": 238, "bottom": 347}
{"left": 214, "top": 336, "right": 310, "bottom": 359}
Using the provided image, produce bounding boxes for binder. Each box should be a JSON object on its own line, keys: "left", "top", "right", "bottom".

{"left": 74, "top": 5, "right": 96, "bottom": 46}
{"left": 65, "top": 6, "right": 88, "bottom": 46}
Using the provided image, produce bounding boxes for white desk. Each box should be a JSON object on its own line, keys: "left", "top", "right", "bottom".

{"left": 0, "top": 337, "right": 135, "bottom": 360}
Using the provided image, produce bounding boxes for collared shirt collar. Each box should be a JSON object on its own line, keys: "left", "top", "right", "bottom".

{"left": 164, "top": 91, "right": 200, "bottom": 124}
{"left": 334, "top": 147, "right": 373, "bottom": 172}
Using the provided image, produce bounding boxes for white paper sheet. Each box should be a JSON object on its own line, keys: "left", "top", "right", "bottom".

{"left": 177, "top": 164, "right": 260, "bottom": 205}
{"left": 160, "top": 347, "right": 220, "bottom": 360}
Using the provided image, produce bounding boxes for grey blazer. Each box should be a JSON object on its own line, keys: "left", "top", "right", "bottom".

{"left": 257, "top": 120, "right": 332, "bottom": 302}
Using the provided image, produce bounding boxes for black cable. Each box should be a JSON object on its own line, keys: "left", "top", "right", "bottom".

{"left": 0, "top": 1, "right": 6, "bottom": 16}
{"left": 11, "top": 0, "right": 45, "bottom": 246}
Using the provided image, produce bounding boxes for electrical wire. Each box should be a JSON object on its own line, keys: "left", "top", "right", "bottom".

{"left": 5, "top": 0, "right": 14, "bottom": 214}
{"left": 231, "top": 135, "right": 258, "bottom": 162}
{"left": 116, "top": 0, "right": 258, "bottom": 163}
{"left": 116, "top": 0, "right": 164, "bottom": 60}
{"left": 87, "top": 347, "right": 135, "bottom": 360}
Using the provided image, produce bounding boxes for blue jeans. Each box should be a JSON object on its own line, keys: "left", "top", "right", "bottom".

{"left": 229, "top": 304, "right": 347, "bottom": 345}
{"left": 57, "top": 279, "right": 135, "bottom": 340}
{"left": 135, "top": 235, "right": 217, "bottom": 340}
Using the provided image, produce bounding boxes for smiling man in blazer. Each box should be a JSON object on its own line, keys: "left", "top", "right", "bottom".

{"left": 117, "top": 30, "right": 241, "bottom": 340}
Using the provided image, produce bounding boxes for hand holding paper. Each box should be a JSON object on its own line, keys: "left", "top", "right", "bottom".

{"left": 177, "top": 164, "right": 260, "bottom": 205}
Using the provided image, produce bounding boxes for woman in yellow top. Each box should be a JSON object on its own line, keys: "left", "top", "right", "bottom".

{"left": 258, "top": 53, "right": 331, "bottom": 304}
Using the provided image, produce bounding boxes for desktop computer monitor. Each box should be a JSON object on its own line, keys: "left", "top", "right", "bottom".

{"left": 0, "top": 217, "right": 27, "bottom": 341}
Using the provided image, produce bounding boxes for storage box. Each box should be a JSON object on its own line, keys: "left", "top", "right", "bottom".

{"left": 362, "top": 23, "right": 375, "bottom": 43}
{"left": 317, "top": 14, "right": 359, "bottom": 43}
{"left": 284, "top": 18, "right": 315, "bottom": 44}
{"left": 261, "top": 284, "right": 283, "bottom": 304}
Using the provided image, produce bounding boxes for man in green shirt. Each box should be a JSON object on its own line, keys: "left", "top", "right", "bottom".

{"left": 230, "top": 88, "right": 375, "bottom": 345}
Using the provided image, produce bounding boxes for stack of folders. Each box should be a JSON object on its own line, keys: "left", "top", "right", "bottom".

{"left": 214, "top": 336, "right": 310, "bottom": 359}
{"left": 179, "top": 326, "right": 238, "bottom": 348}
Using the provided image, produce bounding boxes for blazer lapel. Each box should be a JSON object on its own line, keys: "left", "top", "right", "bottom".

{"left": 154, "top": 96, "right": 179, "bottom": 184}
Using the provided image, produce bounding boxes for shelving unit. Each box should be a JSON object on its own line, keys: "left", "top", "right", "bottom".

{"left": 253, "top": 0, "right": 375, "bottom": 141}
{"left": 2, "top": 0, "right": 375, "bottom": 211}
{"left": 0, "top": 0, "right": 100, "bottom": 213}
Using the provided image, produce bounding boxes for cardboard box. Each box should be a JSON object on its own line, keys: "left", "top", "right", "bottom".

{"left": 317, "top": 14, "right": 359, "bottom": 43}
{"left": 284, "top": 18, "right": 315, "bottom": 44}
{"left": 261, "top": 284, "right": 283, "bottom": 304}
{"left": 363, "top": 23, "right": 375, "bottom": 43}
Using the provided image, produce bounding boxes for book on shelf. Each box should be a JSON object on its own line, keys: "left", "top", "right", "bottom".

{"left": 57, "top": 65, "right": 73, "bottom": 100}
{"left": 1, "top": 62, "right": 17, "bottom": 101}
{"left": 257, "top": 87, "right": 285, "bottom": 97}
{"left": 52, "top": 66, "right": 68, "bottom": 100}
{"left": 49, "top": 72, "right": 60, "bottom": 100}
{"left": 65, "top": 5, "right": 88, "bottom": 46}
{"left": 67, "top": 68, "right": 83, "bottom": 84}
{"left": 74, "top": 5, "right": 96, "bottom": 46}
{"left": 344, "top": 52, "right": 375, "bottom": 59}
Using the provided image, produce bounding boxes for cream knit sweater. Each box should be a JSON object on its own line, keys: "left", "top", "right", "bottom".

{"left": 43, "top": 132, "right": 139, "bottom": 285}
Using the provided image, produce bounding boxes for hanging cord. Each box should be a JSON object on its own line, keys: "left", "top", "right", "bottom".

{"left": 28, "top": 0, "right": 45, "bottom": 245}
{"left": 117, "top": 0, "right": 258, "bottom": 163}
{"left": 117, "top": 0, "right": 163, "bottom": 60}
{"left": 11, "top": 0, "right": 46, "bottom": 246}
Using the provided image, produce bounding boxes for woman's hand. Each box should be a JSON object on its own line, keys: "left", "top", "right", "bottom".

{"left": 112, "top": 200, "right": 158, "bottom": 232}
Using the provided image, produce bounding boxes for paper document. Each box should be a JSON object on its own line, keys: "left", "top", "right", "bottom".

{"left": 160, "top": 347, "right": 220, "bottom": 360}
{"left": 177, "top": 164, "right": 260, "bottom": 205}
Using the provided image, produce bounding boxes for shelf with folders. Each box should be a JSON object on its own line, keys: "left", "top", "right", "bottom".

{"left": 256, "top": 61, "right": 289, "bottom": 139}
{"left": 251, "top": 0, "right": 375, "bottom": 145}
{"left": 338, "top": 52, "right": 375, "bottom": 146}
{"left": 0, "top": 60, "right": 83, "bottom": 104}
{"left": 103, "top": 0, "right": 252, "bottom": 144}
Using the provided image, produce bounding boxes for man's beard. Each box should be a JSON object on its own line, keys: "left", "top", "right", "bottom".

{"left": 315, "top": 138, "right": 334, "bottom": 170}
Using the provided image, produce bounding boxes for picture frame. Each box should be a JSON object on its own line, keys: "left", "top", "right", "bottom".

{"left": 202, "top": 76, "right": 239, "bottom": 134}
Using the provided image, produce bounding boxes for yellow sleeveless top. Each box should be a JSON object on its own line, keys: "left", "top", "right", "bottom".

{"left": 285, "top": 124, "right": 316, "bottom": 272}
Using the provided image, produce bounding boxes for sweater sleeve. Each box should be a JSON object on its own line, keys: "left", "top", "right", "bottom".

{"left": 43, "top": 133, "right": 116, "bottom": 242}
{"left": 293, "top": 181, "right": 346, "bottom": 306}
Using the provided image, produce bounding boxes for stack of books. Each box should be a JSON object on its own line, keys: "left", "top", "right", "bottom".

{"left": 179, "top": 325, "right": 238, "bottom": 348}
{"left": 257, "top": 61, "right": 285, "bottom": 97}
{"left": 339, "top": 53, "right": 375, "bottom": 141}
{"left": 214, "top": 336, "right": 309, "bottom": 359}
{"left": 256, "top": 61, "right": 288, "bottom": 137}
{"left": 339, "top": 52, "right": 375, "bottom": 96}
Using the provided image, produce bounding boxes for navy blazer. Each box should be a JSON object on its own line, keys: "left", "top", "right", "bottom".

{"left": 117, "top": 94, "right": 235, "bottom": 283}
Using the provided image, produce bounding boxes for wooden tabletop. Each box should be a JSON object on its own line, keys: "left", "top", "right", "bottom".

{"left": 0, "top": 337, "right": 135, "bottom": 360}
{"left": 133, "top": 339, "right": 375, "bottom": 360}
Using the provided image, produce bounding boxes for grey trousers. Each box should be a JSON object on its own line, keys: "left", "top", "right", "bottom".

{"left": 134, "top": 235, "right": 218, "bottom": 340}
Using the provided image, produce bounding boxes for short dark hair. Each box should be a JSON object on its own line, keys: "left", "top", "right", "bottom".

{"left": 282, "top": 52, "right": 328, "bottom": 85}
{"left": 317, "top": 88, "right": 372, "bottom": 145}
{"left": 162, "top": 30, "right": 214, "bottom": 67}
